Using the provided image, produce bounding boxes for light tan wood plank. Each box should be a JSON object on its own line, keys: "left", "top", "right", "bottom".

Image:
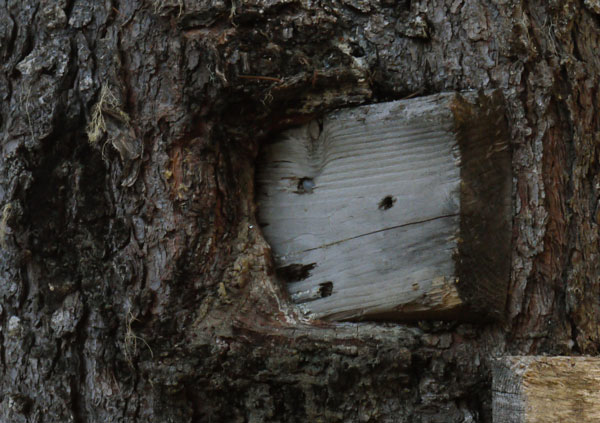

{"left": 493, "top": 356, "right": 600, "bottom": 423}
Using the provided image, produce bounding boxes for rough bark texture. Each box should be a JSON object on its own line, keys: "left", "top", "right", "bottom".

{"left": 0, "top": 0, "right": 599, "bottom": 422}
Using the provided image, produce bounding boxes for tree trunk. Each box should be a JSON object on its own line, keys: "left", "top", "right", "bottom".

{"left": 1, "top": 0, "right": 598, "bottom": 421}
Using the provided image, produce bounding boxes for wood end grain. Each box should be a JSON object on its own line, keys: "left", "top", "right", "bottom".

{"left": 451, "top": 91, "right": 512, "bottom": 320}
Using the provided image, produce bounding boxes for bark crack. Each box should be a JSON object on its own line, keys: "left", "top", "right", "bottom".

{"left": 71, "top": 305, "right": 88, "bottom": 423}
{"left": 0, "top": 332, "right": 5, "bottom": 377}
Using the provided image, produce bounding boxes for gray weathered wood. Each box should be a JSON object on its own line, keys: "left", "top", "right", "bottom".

{"left": 493, "top": 356, "right": 600, "bottom": 423}
{"left": 256, "top": 91, "right": 511, "bottom": 321}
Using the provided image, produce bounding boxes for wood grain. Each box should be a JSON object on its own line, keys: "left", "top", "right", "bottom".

{"left": 493, "top": 356, "right": 600, "bottom": 423}
{"left": 256, "top": 92, "right": 511, "bottom": 321}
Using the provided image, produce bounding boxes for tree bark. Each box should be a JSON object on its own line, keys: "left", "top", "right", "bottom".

{"left": 1, "top": 0, "right": 599, "bottom": 422}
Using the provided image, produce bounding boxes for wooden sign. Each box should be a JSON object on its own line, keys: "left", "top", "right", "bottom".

{"left": 493, "top": 356, "right": 600, "bottom": 423}
{"left": 256, "top": 91, "right": 511, "bottom": 321}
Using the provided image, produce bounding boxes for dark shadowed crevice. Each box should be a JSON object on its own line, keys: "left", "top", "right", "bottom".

{"left": 72, "top": 308, "right": 88, "bottom": 423}
{"left": 0, "top": 331, "right": 5, "bottom": 377}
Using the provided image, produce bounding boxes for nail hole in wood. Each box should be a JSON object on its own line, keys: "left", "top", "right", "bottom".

{"left": 276, "top": 263, "right": 316, "bottom": 283}
{"left": 378, "top": 195, "right": 396, "bottom": 210}
{"left": 318, "top": 281, "right": 333, "bottom": 298}
{"left": 296, "top": 177, "right": 315, "bottom": 194}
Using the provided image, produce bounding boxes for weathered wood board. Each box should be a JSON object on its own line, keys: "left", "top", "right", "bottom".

{"left": 256, "top": 91, "right": 511, "bottom": 321}
{"left": 493, "top": 356, "right": 600, "bottom": 423}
